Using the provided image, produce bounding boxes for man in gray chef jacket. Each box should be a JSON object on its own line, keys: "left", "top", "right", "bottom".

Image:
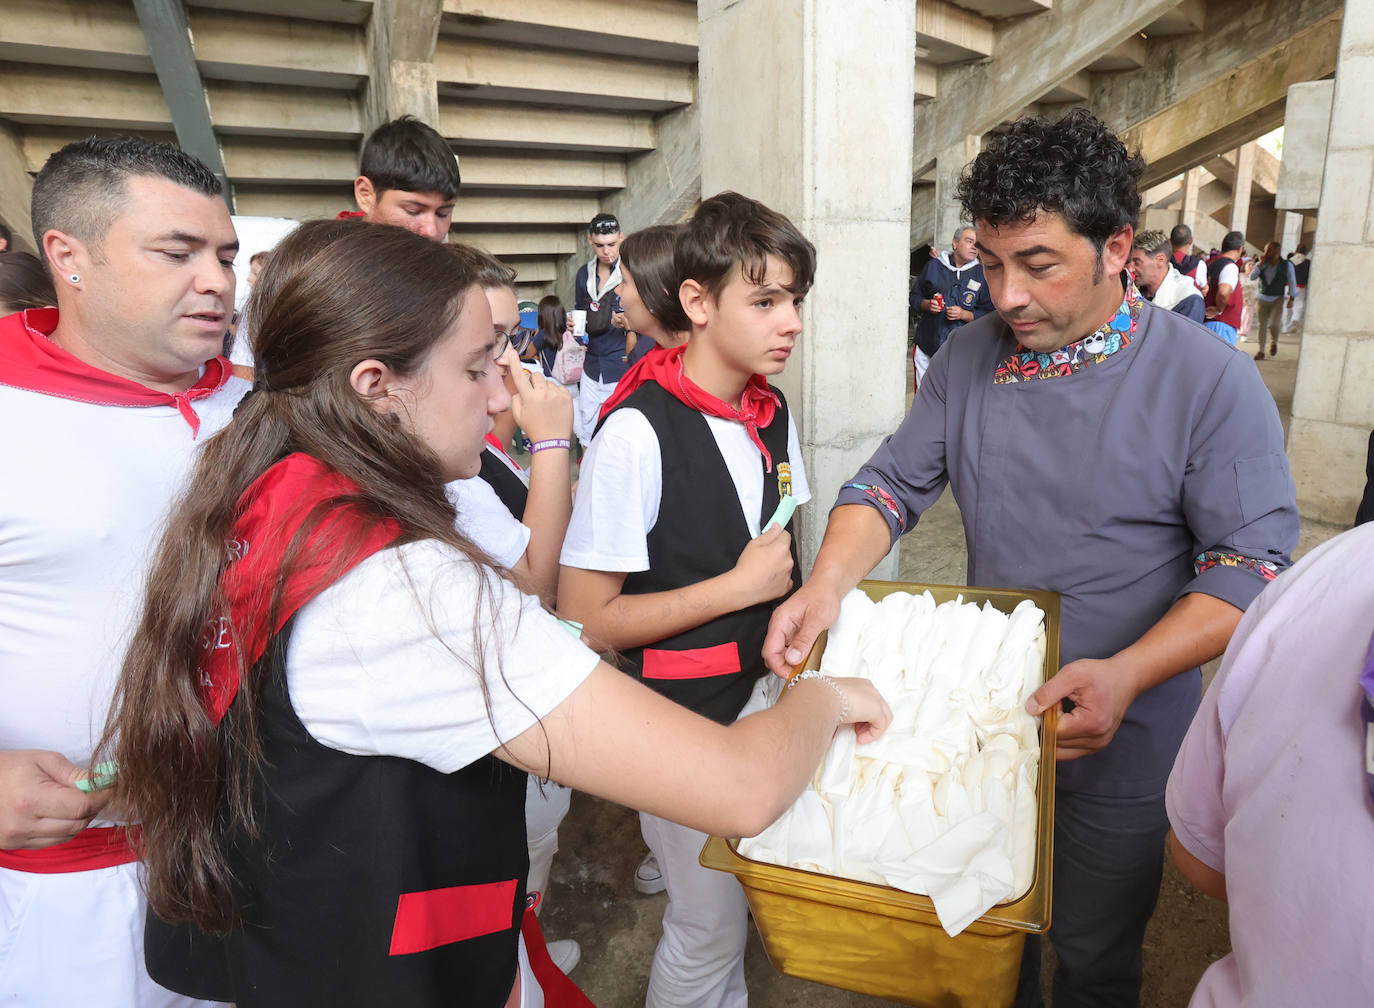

{"left": 764, "top": 109, "right": 1298, "bottom": 1008}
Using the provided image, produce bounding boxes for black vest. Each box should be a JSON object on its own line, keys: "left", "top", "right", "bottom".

{"left": 144, "top": 622, "right": 529, "bottom": 1007}
{"left": 1258, "top": 262, "right": 1288, "bottom": 298}
{"left": 478, "top": 446, "right": 529, "bottom": 520}
{"left": 1176, "top": 252, "right": 1203, "bottom": 282}
{"left": 611, "top": 382, "right": 800, "bottom": 724}
{"left": 1293, "top": 258, "right": 1310, "bottom": 286}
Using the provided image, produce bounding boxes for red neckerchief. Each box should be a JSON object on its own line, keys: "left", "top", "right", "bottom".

{"left": 336, "top": 209, "right": 365, "bottom": 221}
{"left": 484, "top": 432, "right": 523, "bottom": 473}
{"left": 597, "top": 345, "right": 782, "bottom": 471}
{"left": 199, "top": 453, "right": 402, "bottom": 723}
{"left": 0, "top": 307, "right": 231, "bottom": 436}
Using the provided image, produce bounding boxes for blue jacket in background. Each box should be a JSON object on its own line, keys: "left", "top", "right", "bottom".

{"left": 910, "top": 253, "right": 995, "bottom": 357}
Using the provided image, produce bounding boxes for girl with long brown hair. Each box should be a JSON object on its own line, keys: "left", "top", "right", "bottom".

{"left": 100, "top": 219, "right": 890, "bottom": 1008}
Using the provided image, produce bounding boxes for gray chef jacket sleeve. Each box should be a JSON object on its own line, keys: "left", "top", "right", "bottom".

{"left": 1175, "top": 352, "right": 1298, "bottom": 611}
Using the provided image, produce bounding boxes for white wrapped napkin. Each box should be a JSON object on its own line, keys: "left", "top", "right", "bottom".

{"left": 738, "top": 589, "right": 1047, "bottom": 937}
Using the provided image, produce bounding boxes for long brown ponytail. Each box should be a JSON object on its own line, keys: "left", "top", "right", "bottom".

{"left": 99, "top": 221, "right": 511, "bottom": 931}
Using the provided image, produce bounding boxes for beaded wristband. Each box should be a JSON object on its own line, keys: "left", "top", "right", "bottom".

{"left": 529, "top": 438, "right": 572, "bottom": 454}
{"left": 786, "top": 668, "right": 850, "bottom": 724}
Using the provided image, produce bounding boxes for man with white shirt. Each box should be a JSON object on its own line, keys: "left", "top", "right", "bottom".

{"left": 1203, "top": 230, "right": 1245, "bottom": 345}
{"left": 0, "top": 136, "right": 247, "bottom": 1006}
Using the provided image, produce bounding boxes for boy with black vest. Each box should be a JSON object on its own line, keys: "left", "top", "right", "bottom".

{"left": 558, "top": 192, "right": 814, "bottom": 1008}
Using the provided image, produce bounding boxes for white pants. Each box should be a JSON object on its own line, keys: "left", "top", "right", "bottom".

{"left": 526, "top": 777, "right": 573, "bottom": 914}
{"left": 912, "top": 345, "right": 931, "bottom": 388}
{"left": 574, "top": 374, "right": 616, "bottom": 446}
{"left": 1282, "top": 287, "right": 1306, "bottom": 332}
{"left": 0, "top": 861, "right": 226, "bottom": 1007}
{"left": 639, "top": 678, "right": 776, "bottom": 1008}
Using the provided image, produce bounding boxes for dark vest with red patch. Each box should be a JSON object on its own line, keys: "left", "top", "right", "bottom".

{"left": 143, "top": 621, "right": 529, "bottom": 1008}
{"left": 610, "top": 381, "right": 800, "bottom": 725}
{"left": 478, "top": 447, "right": 529, "bottom": 520}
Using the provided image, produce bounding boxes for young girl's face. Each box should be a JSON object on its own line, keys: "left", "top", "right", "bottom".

{"left": 391, "top": 287, "right": 510, "bottom": 482}
{"left": 618, "top": 267, "right": 659, "bottom": 338}
{"left": 619, "top": 266, "right": 688, "bottom": 348}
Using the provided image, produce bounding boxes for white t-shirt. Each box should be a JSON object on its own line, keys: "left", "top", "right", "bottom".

{"left": 287, "top": 538, "right": 598, "bottom": 773}
{"left": 0, "top": 379, "right": 249, "bottom": 770}
{"left": 446, "top": 448, "right": 531, "bottom": 569}
{"left": 561, "top": 405, "right": 810, "bottom": 572}
{"left": 1214, "top": 261, "right": 1239, "bottom": 291}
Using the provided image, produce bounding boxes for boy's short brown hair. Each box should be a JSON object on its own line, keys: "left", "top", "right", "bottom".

{"left": 678, "top": 191, "right": 816, "bottom": 300}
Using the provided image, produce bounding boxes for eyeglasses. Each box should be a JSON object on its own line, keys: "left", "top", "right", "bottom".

{"left": 494, "top": 325, "right": 535, "bottom": 358}
{"left": 589, "top": 218, "right": 621, "bottom": 235}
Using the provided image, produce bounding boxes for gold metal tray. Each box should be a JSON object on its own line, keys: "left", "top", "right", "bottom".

{"left": 701, "top": 580, "right": 1060, "bottom": 1008}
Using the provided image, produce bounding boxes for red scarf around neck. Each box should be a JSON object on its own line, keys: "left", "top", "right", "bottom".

{"left": 597, "top": 345, "right": 782, "bottom": 470}
{"left": 0, "top": 308, "right": 231, "bottom": 436}
{"left": 199, "top": 453, "right": 402, "bottom": 723}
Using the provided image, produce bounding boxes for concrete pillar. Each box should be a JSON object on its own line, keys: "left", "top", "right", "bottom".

{"left": 1280, "top": 210, "right": 1303, "bottom": 251}
{"left": 1276, "top": 80, "right": 1335, "bottom": 214}
{"left": 699, "top": 0, "right": 916, "bottom": 573}
{"left": 0, "top": 120, "right": 34, "bottom": 255}
{"left": 1181, "top": 167, "right": 1202, "bottom": 247}
{"left": 1287, "top": 0, "right": 1374, "bottom": 525}
{"left": 935, "top": 136, "right": 980, "bottom": 252}
{"left": 363, "top": 0, "right": 442, "bottom": 129}
{"left": 1229, "top": 142, "right": 1255, "bottom": 236}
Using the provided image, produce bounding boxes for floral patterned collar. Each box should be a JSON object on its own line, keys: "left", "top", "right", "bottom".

{"left": 993, "top": 277, "right": 1143, "bottom": 384}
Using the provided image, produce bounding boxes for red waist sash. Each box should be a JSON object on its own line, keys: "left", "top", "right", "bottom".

{"left": 0, "top": 825, "right": 140, "bottom": 874}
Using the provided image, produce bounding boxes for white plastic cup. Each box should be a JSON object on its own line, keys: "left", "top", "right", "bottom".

{"left": 570, "top": 309, "right": 587, "bottom": 339}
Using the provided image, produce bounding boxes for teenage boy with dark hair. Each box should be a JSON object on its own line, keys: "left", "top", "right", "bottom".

{"left": 559, "top": 192, "right": 814, "bottom": 1008}
{"left": 339, "top": 115, "right": 461, "bottom": 242}
{"left": 571, "top": 212, "right": 630, "bottom": 444}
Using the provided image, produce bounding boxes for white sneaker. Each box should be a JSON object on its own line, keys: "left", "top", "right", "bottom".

{"left": 546, "top": 938, "right": 581, "bottom": 975}
{"left": 634, "top": 852, "right": 667, "bottom": 894}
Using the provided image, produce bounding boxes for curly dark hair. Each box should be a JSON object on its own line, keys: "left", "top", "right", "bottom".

{"left": 956, "top": 108, "right": 1143, "bottom": 254}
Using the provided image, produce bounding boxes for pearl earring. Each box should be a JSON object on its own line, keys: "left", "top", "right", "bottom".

{"left": 69, "top": 274, "right": 80, "bottom": 283}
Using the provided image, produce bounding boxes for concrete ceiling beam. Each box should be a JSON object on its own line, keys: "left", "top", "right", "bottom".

{"left": 190, "top": 9, "right": 367, "bottom": 89}
{"left": 450, "top": 228, "right": 580, "bottom": 258}
{"left": 917, "top": 0, "right": 994, "bottom": 63}
{"left": 191, "top": 0, "right": 375, "bottom": 25}
{"left": 1095, "top": 0, "right": 1341, "bottom": 136}
{"left": 434, "top": 37, "right": 694, "bottom": 112}
{"left": 439, "top": 101, "right": 656, "bottom": 154}
{"left": 1142, "top": 0, "right": 1205, "bottom": 37}
{"left": 1038, "top": 70, "right": 1093, "bottom": 104}
{"left": 0, "top": 1, "right": 368, "bottom": 90}
{"left": 1089, "top": 35, "right": 1149, "bottom": 73}
{"left": 0, "top": 66, "right": 362, "bottom": 140}
{"left": 509, "top": 259, "right": 557, "bottom": 284}
{"left": 1120, "top": 13, "right": 1342, "bottom": 188}
{"left": 232, "top": 187, "right": 602, "bottom": 227}
{"left": 0, "top": 0, "right": 150, "bottom": 75}
{"left": 946, "top": 0, "right": 1051, "bottom": 17}
{"left": 441, "top": 0, "right": 697, "bottom": 64}
{"left": 16, "top": 130, "right": 629, "bottom": 192}
{"left": 913, "top": 0, "right": 1186, "bottom": 178}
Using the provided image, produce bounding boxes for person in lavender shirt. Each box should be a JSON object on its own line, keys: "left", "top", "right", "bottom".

{"left": 1167, "top": 522, "right": 1374, "bottom": 1005}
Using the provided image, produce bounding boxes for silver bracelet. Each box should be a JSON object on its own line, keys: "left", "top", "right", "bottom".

{"left": 786, "top": 668, "right": 850, "bottom": 724}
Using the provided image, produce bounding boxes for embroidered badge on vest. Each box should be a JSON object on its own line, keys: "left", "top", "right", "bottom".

{"left": 777, "top": 462, "right": 793, "bottom": 497}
